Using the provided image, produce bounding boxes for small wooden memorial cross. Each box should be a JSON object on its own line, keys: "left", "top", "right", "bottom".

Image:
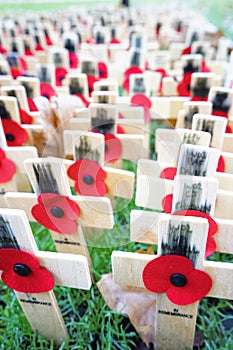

{"left": 0, "top": 208, "right": 91, "bottom": 346}
{"left": 112, "top": 213, "right": 233, "bottom": 349}
{"left": 4, "top": 157, "right": 114, "bottom": 265}
{"left": 64, "top": 131, "right": 135, "bottom": 199}
{"left": 67, "top": 103, "right": 148, "bottom": 165}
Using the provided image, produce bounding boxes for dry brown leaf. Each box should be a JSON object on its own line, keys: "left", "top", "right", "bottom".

{"left": 97, "top": 273, "right": 156, "bottom": 347}
{"left": 136, "top": 246, "right": 155, "bottom": 255}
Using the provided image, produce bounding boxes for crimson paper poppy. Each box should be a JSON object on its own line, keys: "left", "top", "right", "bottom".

{"left": 98, "top": 62, "right": 108, "bottom": 79}
{"left": 0, "top": 248, "right": 54, "bottom": 293}
{"left": 67, "top": 159, "right": 107, "bottom": 196}
{"left": 19, "top": 109, "right": 33, "bottom": 124}
{"left": 1, "top": 119, "right": 28, "bottom": 146}
{"left": 0, "top": 148, "right": 16, "bottom": 182}
{"left": 104, "top": 134, "right": 122, "bottom": 163}
{"left": 122, "top": 66, "right": 143, "bottom": 93}
{"left": 69, "top": 52, "right": 78, "bottom": 69}
{"left": 177, "top": 72, "right": 192, "bottom": 97}
{"left": 27, "top": 97, "right": 38, "bottom": 112}
{"left": 31, "top": 193, "right": 80, "bottom": 234}
{"left": 142, "top": 254, "right": 212, "bottom": 305}
{"left": 131, "top": 94, "right": 152, "bottom": 122}
{"left": 40, "top": 83, "right": 56, "bottom": 99}
{"left": 55, "top": 67, "right": 68, "bottom": 86}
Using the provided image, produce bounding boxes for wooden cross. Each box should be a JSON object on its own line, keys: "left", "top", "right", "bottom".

{"left": 63, "top": 131, "right": 135, "bottom": 199}
{"left": 67, "top": 103, "right": 149, "bottom": 165}
{"left": 4, "top": 157, "right": 114, "bottom": 265}
{"left": 112, "top": 213, "right": 233, "bottom": 349}
{"left": 112, "top": 141, "right": 233, "bottom": 348}
{"left": 155, "top": 126, "right": 233, "bottom": 175}
{"left": 0, "top": 208, "right": 91, "bottom": 346}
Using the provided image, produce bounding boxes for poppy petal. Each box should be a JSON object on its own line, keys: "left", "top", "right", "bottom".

{"left": 104, "top": 134, "right": 122, "bottom": 163}
{"left": 69, "top": 52, "right": 78, "bottom": 69}
{"left": 166, "top": 269, "right": 212, "bottom": 305}
{"left": 19, "top": 109, "right": 33, "bottom": 124}
{"left": 1, "top": 119, "right": 28, "bottom": 146}
{"left": 32, "top": 193, "right": 80, "bottom": 234}
{"left": 131, "top": 94, "right": 152, "bottom": 109}
{"left": 40, "top": 83, "right": 56, "bottom": 99}
{"left": 216, "top": 155, "right": 225, "bottom": 172}
{"left": 55, "top": 67, "right": 68, "bottom": 86}
{"left": 162, "top": 194, "right": 173, "bottom": 213}
{"left": 98, "top": 62, "right": 108, "bottom": 79}
{"left": 160, "top": 167, "right": 177, "bottom": 180}
{"left": 27, "top": 97, "right": 38, "bottom": 112}
{"left": 205, "top": 236, "right": 217, "bottom": 258}
{"left": 0, "top": 248, "right": 39, "bottom": 270}
{"left": 177, "top": 82, "right": 190, "bottom": 97}
{"left": 68, "top": 159, "right": 107, "bottom": 196}
{"left": 143, "top": 255, "right": 194, "bottom": 293}
{"left": 0, "top": 157, "right": 16, "bottom": 182}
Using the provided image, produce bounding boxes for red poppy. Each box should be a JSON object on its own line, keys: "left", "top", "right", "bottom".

{"left": 27, "top": 97, "right": 38, "bottom": 112}
{"left": 110, "top": 38, "right": 121, "bottom": 44}
{"left": 67, "top": 159, "right": 107, "bottom": 196}
{"left": 122, "top": 66, "right": 143, "bottom": 93}
{"left": 0, "top": 248, "right": 54, "bottom": 293}
{"left": 117, "top": 125, "right": 125, "bottom": 134}
{"left": 191, "top": 96, "right": 208, "bottom": 102}
{"left": 181, "top": 46, "right": 191, "bottom": 55}
{"left": 69, "top": 52, "right": 78, "bottom": 69}
{"left": 131, "top": 94, "right": 152, "bottom": 122}
{"left": 19, "top": 57, "right": 27, "bottom": 73}
{"left": 40, "top": 83, "right": 56, "bottom": 99}
{"left": 0, "top": 148, "right": 16, "bottom": 182}
{"left": 162, "top": 193, "right": 173, "bottom": 214}
{"left": 1, "top": 119, "right": 28, "bottom": 146}
{"left": 104, "top": 134, "right": 122, "bottom": 163}
{"left": 35, "top": 44, "right": 44, "bottom": 51}
{"left": 24, "top": 49, "right": 34, "bottom": 56}
{"left": 87, "top": 75, "right": 99, "bottom": 95}
{"left": 98, "top": 62, "right": 108, "bottom": 79}
{"left": 0, "top": 46, "right": 7, "bottom": 54}
{"left": 19, "top": 109, "right": 33, "bottom": 124}
{"left": 177, "top": 72, "right": 192, "bottom": 97}
{"left": 31, "top": 193, "right": 80, "bottom": 234}
{"left": 45, "top": 36, "right": 53, "bottom": 46}
{"left": 201, "top": 61, "right": 211, "bottom": 73}
{"left": 159, "top": 167, "right": 177, "bottom": 180}
{"left": 226, "top": 124, "right": 232, "bottom": 133}
{"left": 55, "top": 67, "right": 68, "bottom": 86}
{"left": 216, "top": 155, "right": 225, "bottom": 172}
{"left": 211, "top": 110, "right": 228, "bottom": 118}
{"left": 10, "top": 67, "right": 23, "bottom": 79}
{"left": 143, "top": 254, "right": 212, "bottom": 305}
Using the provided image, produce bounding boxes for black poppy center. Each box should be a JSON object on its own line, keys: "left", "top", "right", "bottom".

{"left": 50, "top": 206, "right": 64, "bottom": 218}
{"left": 13, "top": 263, "right": 31, "bottom": 277}
{"left": 5, "top": 133, "right": 15, "bottom": 141}
{"left": 83, "top": 175, "right": 94, "bottom": 185}
{"left": 170, "top": 273, "right": 187, "bottom": 287}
